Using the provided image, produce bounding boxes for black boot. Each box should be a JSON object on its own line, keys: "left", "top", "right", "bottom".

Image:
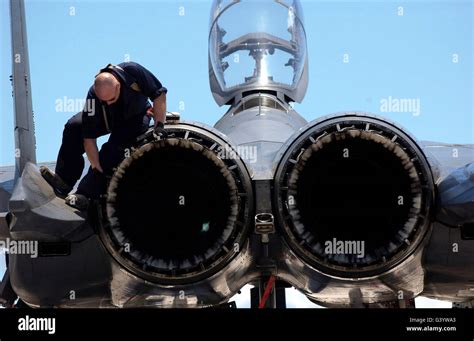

{"left": 40, "top": 166, "right": 73, "bottom": 198}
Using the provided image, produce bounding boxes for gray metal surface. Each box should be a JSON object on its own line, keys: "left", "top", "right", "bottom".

{"left": 214, "top": 94, "right": 307, "bottom": 179}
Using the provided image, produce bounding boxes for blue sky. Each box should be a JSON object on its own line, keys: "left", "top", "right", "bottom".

{"left": 0, "top": 0, "right": 471, "bottom": 308}
{"left": 1, "top": 0, "right": 473, "bottom": 166}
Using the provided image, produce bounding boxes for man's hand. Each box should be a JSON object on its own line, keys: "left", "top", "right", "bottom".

{"left": 153, "top": 121, "right": 168, "bottom": 139}
{"left": 84, "top": 138, "right": 104, "bottom": 172}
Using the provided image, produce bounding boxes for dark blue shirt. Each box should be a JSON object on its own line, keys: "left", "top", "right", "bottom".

{"left": 82, "top": 62, "right": 167, "bottom": 139}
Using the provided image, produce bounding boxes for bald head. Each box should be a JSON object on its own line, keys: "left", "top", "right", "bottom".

{"left": 94, "top": 72, "right": 121, "bottom": 104}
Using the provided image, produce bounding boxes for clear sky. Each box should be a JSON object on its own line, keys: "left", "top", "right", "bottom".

{"left": 0, "top": 0, "right": 471, "bottom": 308}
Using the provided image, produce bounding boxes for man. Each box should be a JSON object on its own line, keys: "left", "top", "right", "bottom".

{"left": 41, "top": 62, "right": 167, "bottom": 209}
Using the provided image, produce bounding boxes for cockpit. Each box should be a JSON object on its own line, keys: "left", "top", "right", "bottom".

{"left": 209, "top": 0, "right": 309, "bottom": 106}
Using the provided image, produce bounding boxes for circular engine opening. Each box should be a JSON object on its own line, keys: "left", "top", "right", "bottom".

{"left": 296, "top": 133, "right": 415, "bottom": 265}
{"left": 277, "top": 121, "right": 434, "bottom": 278}
{"left": 105, "top": 137, "right": 249, "bottom": 282}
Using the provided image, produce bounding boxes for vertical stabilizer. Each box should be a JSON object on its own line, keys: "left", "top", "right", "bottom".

{"left": 10, "top": 0, "right": 36, "bottom": 179}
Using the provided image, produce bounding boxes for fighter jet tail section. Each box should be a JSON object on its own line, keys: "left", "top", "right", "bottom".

{"left": 2, "top": 0, "right": 473, "bottom": 309}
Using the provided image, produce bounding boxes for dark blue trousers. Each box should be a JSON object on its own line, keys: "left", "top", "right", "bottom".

{"left": 55, "top": 112, "right": 151, "bottom": 198}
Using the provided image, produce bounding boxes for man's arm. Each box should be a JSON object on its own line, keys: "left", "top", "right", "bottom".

{"left": 120, "top": 62, "right": 168, "bottom": 126}
{"left": 82, "top": 87, "right": 104, "bottom": 172}
{"left": 84, "top": 138, "right": 103, "bottom": 173}
{"left": 153, "top": 92, "right": 167, "bottom": 127}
